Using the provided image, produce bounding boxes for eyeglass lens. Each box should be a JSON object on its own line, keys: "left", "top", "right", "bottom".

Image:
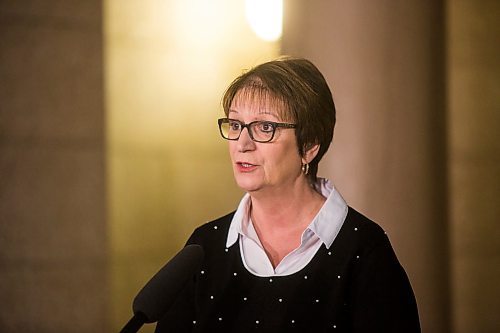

{"left": 220, "top": 120, "right": 275, "bottom": 142}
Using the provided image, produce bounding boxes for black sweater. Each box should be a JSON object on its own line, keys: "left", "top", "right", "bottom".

{"left": 156, "top": 207, "right": 420, "bottom": 332}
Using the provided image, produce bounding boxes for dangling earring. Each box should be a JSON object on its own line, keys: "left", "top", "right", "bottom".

{"left": 301, "top": 163, "right": 309, "bottom": 175}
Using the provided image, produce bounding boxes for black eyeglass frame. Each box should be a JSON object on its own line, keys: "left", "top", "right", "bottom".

{"left": 218, "top": 118, "right": 297, "bottom": 143}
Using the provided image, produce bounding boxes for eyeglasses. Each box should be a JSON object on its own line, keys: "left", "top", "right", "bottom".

{"left": 218, "top": 118, "right": 296, "bottom": 143}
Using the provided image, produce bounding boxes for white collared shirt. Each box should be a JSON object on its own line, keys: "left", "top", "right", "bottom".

{"left": 226, "top": 178, "right": 348, "bottom": 277}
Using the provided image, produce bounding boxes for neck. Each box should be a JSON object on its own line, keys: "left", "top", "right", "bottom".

{"left": 247, "top": 177, "right": 326, "bottom": 268}
{"left": 249, "top": 177, "right": 325, "bottom": 230}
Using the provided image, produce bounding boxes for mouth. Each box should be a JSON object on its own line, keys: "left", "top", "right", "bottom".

{"left": 236, "top": 162, "right": 258, "bottom": 172}
{"left": 239, "top": 162, "right": 255, "bottom": 168}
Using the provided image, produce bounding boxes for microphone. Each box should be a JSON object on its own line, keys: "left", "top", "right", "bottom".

{"left": 120, "top": 244, "right": 204, "bottom": 333}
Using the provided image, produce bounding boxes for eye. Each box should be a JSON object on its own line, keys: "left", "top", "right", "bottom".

{"left": 228, "top": 120, "right": 241, "bottom": 131}
{"left": 258, "top": 122, "right": 276, "bottom": 133}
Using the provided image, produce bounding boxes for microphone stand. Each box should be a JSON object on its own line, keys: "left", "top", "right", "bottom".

{"left": 120, "top": 312, "right": 148, "bottom": 333}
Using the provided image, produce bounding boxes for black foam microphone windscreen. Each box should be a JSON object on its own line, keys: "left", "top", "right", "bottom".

{"left": 132, "top": 244, "right": 203, "bottom": 323}
{"left": 132, "top": 244, "right": 204, "bottom": 323}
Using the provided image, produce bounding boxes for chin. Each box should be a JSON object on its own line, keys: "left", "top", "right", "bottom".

{"left": 234, "top": 176, "right": 263, "bottom": 193}
{"left": 235, "top": 181, "right": 261, "bottom": 193}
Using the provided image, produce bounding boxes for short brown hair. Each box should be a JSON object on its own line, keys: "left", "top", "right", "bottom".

{"left": 222, "top": 57, "right": 336, "bottom": 184}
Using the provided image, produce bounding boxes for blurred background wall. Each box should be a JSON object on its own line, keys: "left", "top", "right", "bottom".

{"left": 282, "top": 1, "right": 449, "bottom": 331}
{"left": 0, "top": 0, "right": 499, "bottom": 332}
{"left": 104, "top": 0, "right": 278, "bottom": 331}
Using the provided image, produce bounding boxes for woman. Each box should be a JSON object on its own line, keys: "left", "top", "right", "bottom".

{"left": 156, "top": 57, "right": 420, "bottom": 332}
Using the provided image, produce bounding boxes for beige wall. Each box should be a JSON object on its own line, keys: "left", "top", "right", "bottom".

{"left": 0, "top": 2, "right": 107, "bottom": 332}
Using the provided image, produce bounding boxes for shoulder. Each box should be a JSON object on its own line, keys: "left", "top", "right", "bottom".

{"left": 330, "top": 206, "right": 404, "bottom": 269}
{"left": 186, "top": 211, "right": 235, "bottom": 246}
{"left": 338, "top": 207, "right": 409, "bottom": 282}
{"left": 342, "top": 206, "right": 389, "bottom": 249}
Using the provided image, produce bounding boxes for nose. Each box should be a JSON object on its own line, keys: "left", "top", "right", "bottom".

{"left": 236, "top": 126, "right": 256, "bottom": 152}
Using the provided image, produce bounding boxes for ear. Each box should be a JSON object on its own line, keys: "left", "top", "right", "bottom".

{"left": 302, "top": 143, "right": 320, "bottom": 164}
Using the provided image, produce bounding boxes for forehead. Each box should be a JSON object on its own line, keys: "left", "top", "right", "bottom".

{"left": 229, "top": 86, "right": 292, "bottom": 121}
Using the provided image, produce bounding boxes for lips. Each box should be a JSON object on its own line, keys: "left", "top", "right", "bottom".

{"left": 236, "top": 161, "right": 258, "bottom": 172}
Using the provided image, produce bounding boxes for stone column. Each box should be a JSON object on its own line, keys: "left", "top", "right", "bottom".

{"left": 282, "top": 1, "right": 449, "bottom": 331}
{"left": 0, "top": 2, "right": 107, "bottom": 332}
{"left": 448, "top": 1, "right": 500, "bottom": 332}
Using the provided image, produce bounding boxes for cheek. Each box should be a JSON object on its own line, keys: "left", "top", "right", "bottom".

{"left": 228, "top": 142, "right": 237, "bottom": 159}
{"left": 265, "top": 142, "right": 301, "bottom": 171}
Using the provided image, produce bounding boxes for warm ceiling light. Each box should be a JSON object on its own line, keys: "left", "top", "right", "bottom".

{"left": 245, "top": 0, "right": 283, "bottom": 42}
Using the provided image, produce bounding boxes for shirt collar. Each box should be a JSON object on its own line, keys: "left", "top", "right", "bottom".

{"left": 226, "top": 193, "right": 251, "bottom": 247}
{"left": 307, "top": 178, "right": 348, "bottom": 248}
{"left": 226, "top": 178, "right": 348, "bottom": 249}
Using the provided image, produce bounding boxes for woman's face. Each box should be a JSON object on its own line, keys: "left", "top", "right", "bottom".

{"left": 228, "top": 95, "right": 304, "bottom": 194}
